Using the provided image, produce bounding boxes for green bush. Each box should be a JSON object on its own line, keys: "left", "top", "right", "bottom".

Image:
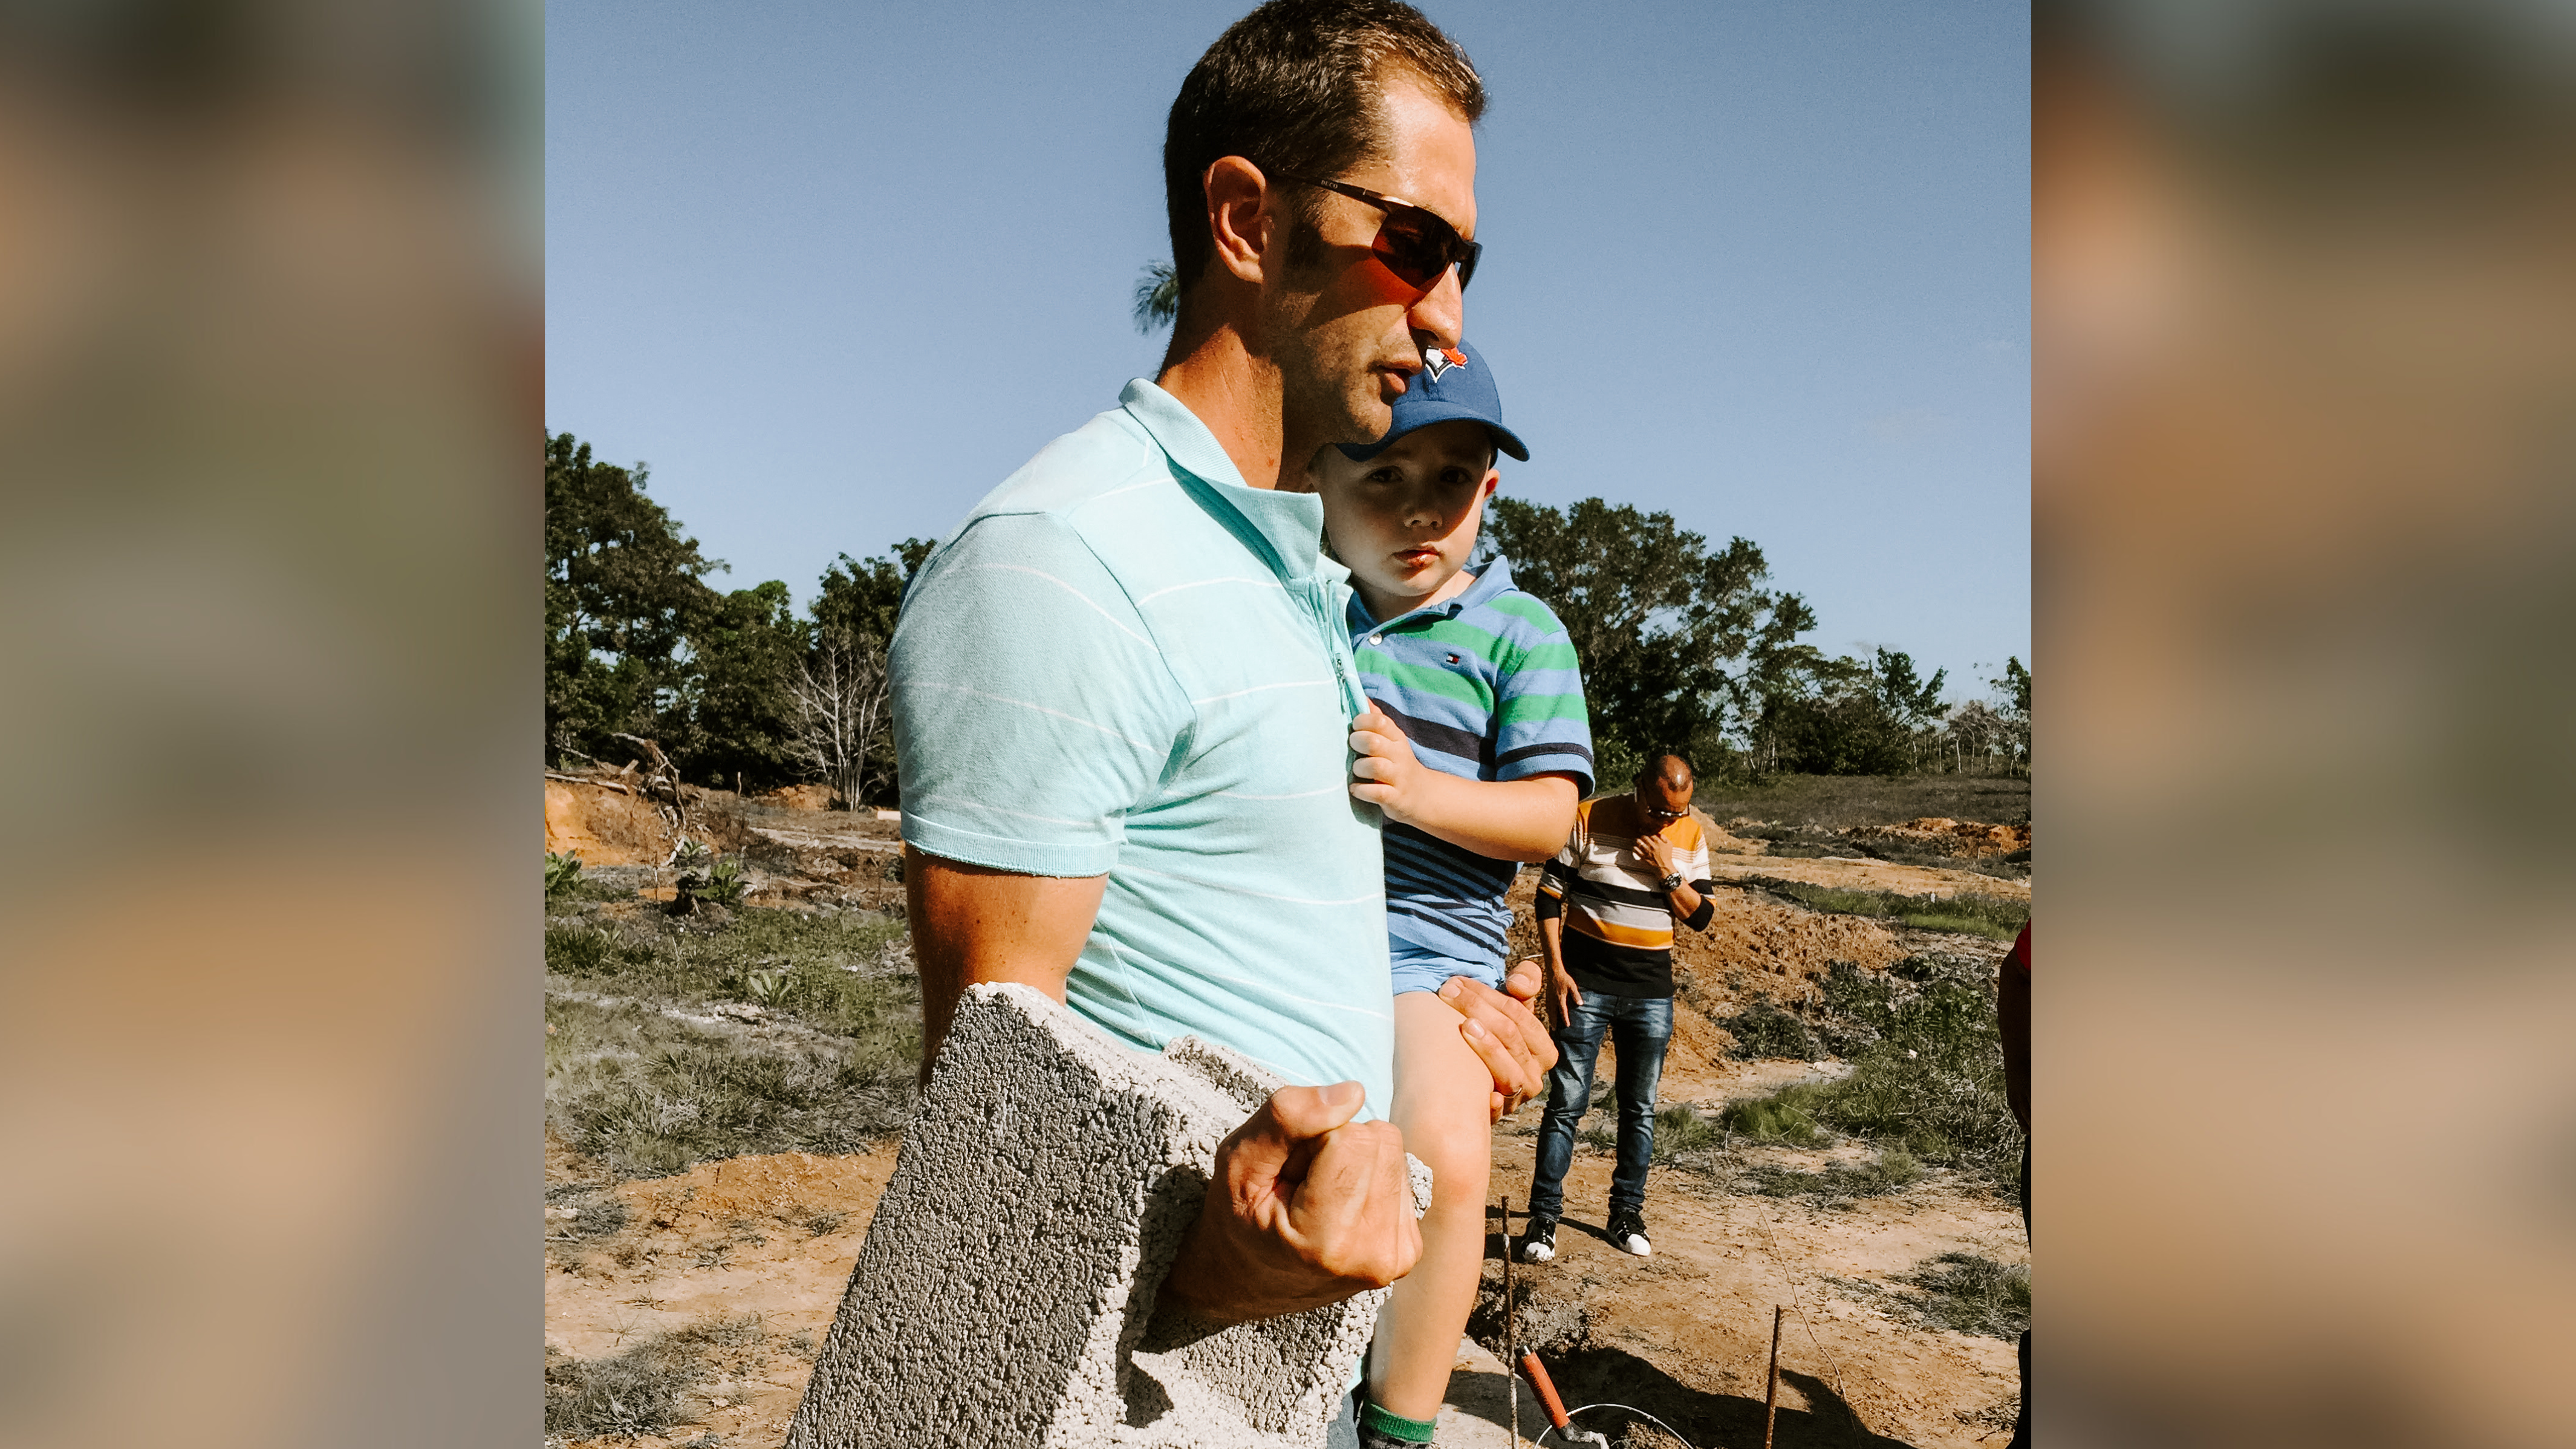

{"left": 1651, "top": 1103, "right": 1720, "bottom": 1160}
{"left": 1722, "top": 963, "right": 2022, "bottom": 1193}
{"left": 1720, "top": 1083, "right": 1829, "bottom": 1145}
{"left": 545, "top": 850, "right": 585, "bottom": 900}
{"left": 1725, "top": 1000, "right": 1819, "bottom": 1060}
{"left": 543, "top": 924, "right": 646, "bottom": 977}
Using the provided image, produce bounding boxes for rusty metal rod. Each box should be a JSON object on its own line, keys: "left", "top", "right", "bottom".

{"left": 1763, "top": 1304, "right": 1783, "bottom": 1449}
{"left": 1502, "top": 1194, "right": 1518, "bottom": 1449}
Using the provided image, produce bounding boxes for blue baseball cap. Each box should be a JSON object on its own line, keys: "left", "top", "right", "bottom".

{"left": 1339, "top": 337, "right": 1530, "bottom": 463}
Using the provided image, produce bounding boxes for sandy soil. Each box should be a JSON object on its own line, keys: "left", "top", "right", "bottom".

{"left": 546, "top": 1122, "right": 2025, "bottom": 1449}
{"left": 1702, "top": 857, "right": 2029, "bottom": 904}
{"left": 545, "top": 787, "right": 2029, "bottom": 1448}
{"left": 1480, "top": 1138, "right": 2026, "bottom": 1448}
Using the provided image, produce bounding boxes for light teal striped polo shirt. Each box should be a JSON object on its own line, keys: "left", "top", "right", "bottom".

{"left": 890, "top": 379, "right": 1394, "bottom": 1119}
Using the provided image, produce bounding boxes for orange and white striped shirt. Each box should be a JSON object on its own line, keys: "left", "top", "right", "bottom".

{"left": 1534, "top": 794, "right": 1716, "bottom": 998}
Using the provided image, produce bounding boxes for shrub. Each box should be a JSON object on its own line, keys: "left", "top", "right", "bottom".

{"left": 1720, "top": 1083, "right": 1828, "bottom": 1146}
{"left": 1651, "top": 1103, "right": 1719, "bottom": 1160}
{"left": 1900, "top": 1251, "right": 2030, "bottom": 1340}
{"left": 544, "top": 925, "right": 620, "bottom": 977}
{"left": 1725, "top": 1000, "right": 1819, "bottom": 1060}
{"left": 545, "top": 850, "right": 585, "bottom": 900}
{"left": 541, "top": 1314, "right": 767, "bottom": 1439}
{"left": 1723, "top": 963, "right": 2022, "bottom": 1192}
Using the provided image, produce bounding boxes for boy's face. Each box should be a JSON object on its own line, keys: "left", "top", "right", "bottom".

{"left": 1313, "top": 418, "right": 1500, "bottom": 615}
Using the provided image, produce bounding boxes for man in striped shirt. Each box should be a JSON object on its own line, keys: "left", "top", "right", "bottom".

{"left": 1518, "top": 753, "right": 1717, "bottom": 1262}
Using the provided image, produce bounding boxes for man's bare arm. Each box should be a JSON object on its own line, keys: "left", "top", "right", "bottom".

{"left": 905, "top": 845, "right": 1107, "bottom": 1085}
{"left": 905, "top": 842, "right": 1420, "bottom": 1321}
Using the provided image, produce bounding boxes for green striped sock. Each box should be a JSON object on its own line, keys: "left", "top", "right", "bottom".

{"left": 1361, "top": 1401, "right": 1438, "bottom": 1444}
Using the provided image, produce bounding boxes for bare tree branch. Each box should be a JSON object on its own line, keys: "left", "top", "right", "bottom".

{"left": 785, "top": 631, "right": 893, "bottom": 808}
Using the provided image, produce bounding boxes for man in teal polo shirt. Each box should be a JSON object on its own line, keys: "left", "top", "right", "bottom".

{"left": 891, "top": 0, "right": 1555, "bottom": 1337}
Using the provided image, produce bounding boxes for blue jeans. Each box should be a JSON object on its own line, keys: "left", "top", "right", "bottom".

{"left": 1528, "top": 992, "right": 1673, "bottom": 1219}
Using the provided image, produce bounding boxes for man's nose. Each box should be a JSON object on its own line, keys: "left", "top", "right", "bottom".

{"left": 1404, "top": 265, "right": 1465, "bottom": 352}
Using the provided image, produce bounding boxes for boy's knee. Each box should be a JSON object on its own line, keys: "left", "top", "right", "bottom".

{"left": 1411, "top": 1127, "right": 1491, "bottom": 1203}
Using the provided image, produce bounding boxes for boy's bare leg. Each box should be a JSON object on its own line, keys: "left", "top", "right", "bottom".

{"left": 1368, "top": 992, "right": 1498, "bottom": 1422}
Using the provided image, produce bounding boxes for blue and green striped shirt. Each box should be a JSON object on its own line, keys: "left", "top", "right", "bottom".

{"left": 1347, "top": 556, "right": 1594, "bottom": 970}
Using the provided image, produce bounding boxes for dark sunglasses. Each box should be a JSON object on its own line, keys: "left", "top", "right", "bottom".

{"left": 1277, "top": 174, "right": 1480, "bottom": 292}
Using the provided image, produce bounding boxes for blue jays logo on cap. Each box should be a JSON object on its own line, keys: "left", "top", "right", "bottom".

{"left": 1339, "top": 336, "right": 1530, "bottom": 463}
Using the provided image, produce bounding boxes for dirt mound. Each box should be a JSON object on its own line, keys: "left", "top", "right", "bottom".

{"left": 1677, "top": 888, "right": 1905, "bottom": 996}
{"left": 1503, "top": 874, "right": 1903, "bottom": 1018}
{"left": 1844, "top": 817, "right": 2030, "bottom": 858}
{"left": 760, "top": 784, "right": 842, "bottom": 812}
{"left": 545, "top": 779, "right": 677, "bottom": 866}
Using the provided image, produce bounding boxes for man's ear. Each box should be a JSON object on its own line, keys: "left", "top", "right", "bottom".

{"left": 1203, "top": 156, "right": 1275, "bottom": 287}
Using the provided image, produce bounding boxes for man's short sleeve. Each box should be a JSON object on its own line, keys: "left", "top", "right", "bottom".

{"left": 891, "top": 512, "right": 1191, "bottom": 877}
{"left": 1492, "top": 599, "right": 1595, "bottom": 795}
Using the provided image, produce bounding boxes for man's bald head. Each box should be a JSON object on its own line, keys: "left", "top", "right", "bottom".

{"left": 1633, "top": 752, "right": 1694, "bottom": 818}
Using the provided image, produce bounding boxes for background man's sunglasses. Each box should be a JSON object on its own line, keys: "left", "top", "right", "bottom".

{"left": 1279, "top": 174, "right": 1480, "bottom": 292}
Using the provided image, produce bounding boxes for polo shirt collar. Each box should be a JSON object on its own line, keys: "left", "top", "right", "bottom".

{"left": 1349, "top": 552, "right": 1518, "bottom": 631}
{"left": 1119, "top": 378, "right": 1332, "bottom": 585}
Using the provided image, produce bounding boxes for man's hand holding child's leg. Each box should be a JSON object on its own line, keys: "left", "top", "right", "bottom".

{"left": 1437, "top": 968, "right": 1560, "bottom": 1122}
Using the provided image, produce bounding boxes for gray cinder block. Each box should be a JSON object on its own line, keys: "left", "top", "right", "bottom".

{"left": 786, "top": 982, "right": 1423, "bottom": 1449}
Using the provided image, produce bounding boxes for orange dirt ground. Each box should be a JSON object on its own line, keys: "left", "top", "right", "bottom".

{"left": 546, "top": 1124, "right": 2026, "bottom": 1449}
{"left": 546, "top": 796, "right": 2029, "bottom": 1448}
{"left": 544, "top": 778, "right": 677, "bottom": 866}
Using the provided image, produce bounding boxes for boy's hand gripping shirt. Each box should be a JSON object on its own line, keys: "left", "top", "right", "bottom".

{"left": 890, "top": 380, "right": 1394, "bottom": 1118}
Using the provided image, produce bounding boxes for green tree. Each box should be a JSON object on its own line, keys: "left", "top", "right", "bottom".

{"left": 1992, "top": 655, "right": 2032, "bottom": 773}
{"left": 674, "top": 579, "right": 807, "bottom": 786}
{"left": 1485, "top": 497, "right": 1807, "bottom": 781}
{"left": 1133, "top": 261, "right": 1179, "bottom": 333}
{"left": 544, "top": 432, "right": 720, "bottom": 761}
{"left": 1872, "top": 647, "right": 1949, "bottom": 731}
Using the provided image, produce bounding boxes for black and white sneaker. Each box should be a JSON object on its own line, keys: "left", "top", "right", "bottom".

{"left": 1607, "top": 1208, "right": 1652, "bottom": 1257}
{"left": 1518, "top": 1213, "right": 1558, "bottom": 1263}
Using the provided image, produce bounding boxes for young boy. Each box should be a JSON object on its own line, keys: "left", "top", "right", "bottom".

{"left": 1312, "top": 339, "right": 1593, "bottom": 1448}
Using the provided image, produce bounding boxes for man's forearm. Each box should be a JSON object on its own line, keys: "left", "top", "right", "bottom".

{"left": 1538, "top": 911, "right": 1565, "bottom": 974}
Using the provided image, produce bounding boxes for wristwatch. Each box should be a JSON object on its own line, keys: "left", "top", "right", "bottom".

{"left": 1659, "top": 870, "right": 1684, "bottom": 892}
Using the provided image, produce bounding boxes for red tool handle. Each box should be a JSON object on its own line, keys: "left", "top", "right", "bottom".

{"left": 1518, "top": 1350, "right": 1573, "bottom": 1430}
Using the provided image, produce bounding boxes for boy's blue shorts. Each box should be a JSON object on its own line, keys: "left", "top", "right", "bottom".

{"left": 1390, "top": 946, "right": 1506, "bottom": 997}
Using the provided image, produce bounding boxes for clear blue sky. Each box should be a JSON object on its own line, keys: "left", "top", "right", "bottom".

{"left": 547, "top": 0, "right": 2029, "bottom": 702}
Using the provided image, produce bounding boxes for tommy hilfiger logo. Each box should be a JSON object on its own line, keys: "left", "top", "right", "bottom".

{"left": 1422, "top": 345, "right": 1467, "bottom": 380}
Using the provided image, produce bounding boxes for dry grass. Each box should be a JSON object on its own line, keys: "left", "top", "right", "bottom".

{"left": 1694, "top": 772, "right": 2029, "bottom": 832}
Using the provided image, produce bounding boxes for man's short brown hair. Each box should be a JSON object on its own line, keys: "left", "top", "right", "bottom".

{"left": 1163, "top": 0, "right": 1484, "bottom": 304}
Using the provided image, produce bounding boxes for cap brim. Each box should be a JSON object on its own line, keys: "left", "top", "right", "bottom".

{"left": 1338, "top": 403, "right": 1530, "bottom": 463}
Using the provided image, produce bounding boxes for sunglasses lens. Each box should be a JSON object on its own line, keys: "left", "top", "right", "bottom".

{"left": 1372, "top": 226, "right": 1440, "bottom": 289}
{"left": 1456, "top": 240, "right": 1479, "bottom": 291}
{"left": 1374, "top": 207, "right": 1472, "bottom": 291}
